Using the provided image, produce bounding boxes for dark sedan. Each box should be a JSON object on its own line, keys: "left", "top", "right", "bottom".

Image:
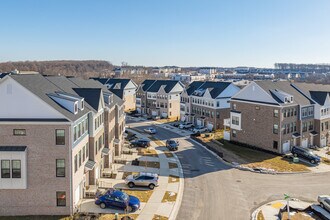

{"left": 166, "top": 139, "right": 179, "bottom": 151}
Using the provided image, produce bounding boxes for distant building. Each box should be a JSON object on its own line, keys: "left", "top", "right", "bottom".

{"left": 199, "top": 68, "right": 217, "bottom": 75}
{"left": 172, "top": 73, "right": 206, "bottom": 84}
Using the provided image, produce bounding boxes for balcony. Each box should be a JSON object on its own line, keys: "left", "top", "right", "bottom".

{"left": 223, "top": 118, "right": 231, "bottom": 127}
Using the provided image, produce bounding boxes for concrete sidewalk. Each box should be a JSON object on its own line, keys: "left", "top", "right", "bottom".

{"left": 80, "top": 128, "right": 184, "bottom": 220}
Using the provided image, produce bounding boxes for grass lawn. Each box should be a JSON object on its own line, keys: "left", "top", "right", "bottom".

{"left": 138, "top": 148, "right": 158, "bottom": 157}
{"left": 164, "top": 151, "right": 174, "bottom": 158}
{"left": 199, "top": 137, "right": 310, "bottom": 172}
{"left": 326, "top": 151, "right": 330, "bottom": 155}
{"left": 99, "top": 214, "right": 139, "bottom": 220}
{"left": 138, "top": 161, "right": 160, "bottom": 169}
{"left": 168, "top": 162, "right": 178, "bottom": 169}
{"left": 0, "top": 217, "right": 71, "bottom": 220}
{"left": 257, "top": 210, "right": 265, "bottom": 220}
{"left": 162, "top": 191, "right": 177, "bottom": 203}
{"left": 122, "top": 189, "right": 154, "bottom": 203}
{"left": 322, "top": 157, "right": 330, "bottom": 165}
{"left": 168, "top": 175, "right": 179, "bottom": 183}
{"left": 152, "top": 214, "right": 169, "bottom": 220}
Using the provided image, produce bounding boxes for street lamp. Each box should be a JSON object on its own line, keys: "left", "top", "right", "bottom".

{"left": 284, "top": 194, "right": 291, "bottom": 220}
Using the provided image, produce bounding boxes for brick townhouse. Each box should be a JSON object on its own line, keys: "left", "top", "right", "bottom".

{"left": 93, "top": 78, "right": 137, "bottom": 112}
{"left": 180, "top": 81, "right": 240, "bottom": 130}
{"left": 136, "top": 80, "right": 184, "bottom": 120}
{"left": 0, "top": 74, "right": 124, "bottom": 216}
{"left": 225, "top": 81, "right": 317, "bottom": 154}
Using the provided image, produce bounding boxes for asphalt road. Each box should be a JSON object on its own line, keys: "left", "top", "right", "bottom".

{"left": 127, "top": 118, "right": 330, "bottom": 220}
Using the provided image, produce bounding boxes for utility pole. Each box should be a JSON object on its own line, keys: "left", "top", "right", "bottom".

{"left": 284, "top": 194, "right": 291, "bottom": 220}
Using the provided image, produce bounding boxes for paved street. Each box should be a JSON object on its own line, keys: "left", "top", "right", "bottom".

{"left": 127, "top": 119, "right": 330, "bottom": 220}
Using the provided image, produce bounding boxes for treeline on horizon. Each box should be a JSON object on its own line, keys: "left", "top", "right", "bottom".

{"left": 0, "top": 60, "right": 114, "bottom": 78}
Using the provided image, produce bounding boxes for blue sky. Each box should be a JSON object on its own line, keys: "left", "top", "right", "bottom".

{"left": 1, "top": 0, "right": 329, "bottom": 67}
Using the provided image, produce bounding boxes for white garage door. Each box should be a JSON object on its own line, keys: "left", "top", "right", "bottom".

{"left": 136, "top": 108, "right": 141, "bottom": 113}
{"left": 282, "top": 141, "right": 290, "bottom": 154}
{"left": 207, "top": 123, "right": 213, "bottom": 131}
{"left": 74, "top": 185, "right": 80, "bottom": 205}
{"left": 321, "top": 137, "right": 327, "bottom": 147}
{"left": 301, "top": 139, "right": 308, "bottom": 148}
{"left": 152, "top": 111, "right": 157, "bottom": 116}
{"left": 196, "top": 119, "right": 202, "bottom": 126}
{"left": 162, "top": 112, "right": 168, "bottom": 118}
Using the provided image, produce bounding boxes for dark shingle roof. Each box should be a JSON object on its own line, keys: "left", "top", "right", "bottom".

{"left": 141, "top": 80, "right": 156, "bottom": 92}
{"left": 189, "top": 81, "right": 231, "bottom": 98}
{"left": 92, "top": 78, "right": 135, "bottom": 99}
{"left": 146, "top": 80, "right": 181, "bottom": 93}
{"left": 186, "top": 81, "right": 205, "bottom": 95}
{"left": 74, "top": 88, "right": 102, "bottom": 111}
{"left": 0, "top": 146, "right": 27, "bottom": 151}
{"left": 255, "top": 81, "right": 313, "bottom": 106}
{"left": 293, "top": 83, "right": 330, "bottom": 105}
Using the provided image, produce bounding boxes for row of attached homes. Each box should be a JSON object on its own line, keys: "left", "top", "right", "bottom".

{"left": 0, "top": 74, "right": 125, "bottom": 215}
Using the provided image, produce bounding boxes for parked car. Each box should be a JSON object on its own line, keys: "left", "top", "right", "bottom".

{"left": 130, "top": 139, "right": 150, "bottom": 148}
{"left": 95, "top": 189, "right": 140, "bottom": 212}
{"left": 153, "top": 116, "right": 161, "bottom": 120}
{"left": 179, "top": 122, "right": 194, "bottom": 129}
{"left": 166, "top": 139, "right": 179, "bottom": 151}
{"left": 291, "top": 146, "right": 321, "bottom": 164}
{"left": 192, "top": 126, "right": 208, "bottom": 134}
{"left": 171, "top": 122, "right": 180, "bottom": 127}
{"left": 144, "top": 127, "right": 157, "bottom": 134}
{"left": 125, "top": 172, "right": 159, "bottom": 190}
{"left": 127, "top": 134, "right": 137, "bottom": 141}
{"left": 318, "top": 195, "right": 330, "bottom": 212}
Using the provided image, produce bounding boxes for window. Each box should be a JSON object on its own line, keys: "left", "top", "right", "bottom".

{"left": 74, "top": 126, "right": 77, "bottom": 141}
{"left": 283, "top": 124, "right": 286, "bottom": 135}
{"left": 232, "top": 116, "right": 239, "bottom": 126}
{"left": 294, "top": 122, "right": 297, "bottom": 132}
{"left": 1, "top": 160, "right": 10, "bottom": 178}
{"left": 290, "top": 109, "right": 293, "bottom": 117}
{"left": 273, "top": 141, "right": 278, "bottom": 149}
{"left": 56, "top": 159, "right": 65, "bottom": 177}
{"left": 294, "top": 108, "right": 297, "bottom": 116}
{"left": 326, "top": 122, "right": 329, "bottom": 130}
{"left": 12, "top": 160, "right": 21, "bottom": 178}
{"left": 56, "top": 192, "right": 66, "bottom": 207}
{"left": 74, "top": 155, "right": 77, "bottom": 172}
{"left": 56, "top": 129, "right": 65, "bottom": 145}
{"left": 232, "top": 104, "right": 236, "bottom": 110}
{"left": 216, "top": 112, "right": 220, "bottom": 118}
{"left": 78, "top": 150, "right": 82, "bottom": 167}
{"left": 290, "top": 122, "right": 294, "bottom": 133}
{"left": 83, "top": 145, "right": 86, "bottom": 162}
{"left": 13, "top": 129, "right": 26, "bottom": 136}
{"left": 273, "top": 109, "right": 279, "bottom": 117}
{"left": 232, "top": 130, "right": 237, "bottom": 137}
{"left": 308, "top": 121, "right": 313, "bottom": 131}
{"left": 273, "top": 124, "right": 278, "bottom": 134}
{"left": 321, "top": 123, "right": 324, "bottom": 132}
{"left": 74, "top": 103, "right": 78, "bottom": 113}
{"left": 302, "top": 122, "right": 308, "bottom": 132}
{"left": 217, "top": 101, "right": 220, "bottom": 107}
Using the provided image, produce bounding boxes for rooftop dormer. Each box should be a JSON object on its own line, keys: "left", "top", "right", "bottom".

{"left": 270, "top": 89, "right": 294, "bottom": 104}
{"left": 48, "top": 93, "right": 79, "bottom": 114}
{"left": 55, "top": 91, "right": 85, "bottom": 110}
{"left": 103, "top": 91, "right": 113, "bottom": 105}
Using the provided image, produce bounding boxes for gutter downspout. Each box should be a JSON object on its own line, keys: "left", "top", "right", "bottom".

{"left": 69, "top": 125, "right": 73, "bottom": 215}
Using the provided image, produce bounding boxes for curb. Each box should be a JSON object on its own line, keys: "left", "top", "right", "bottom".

{"left": 168, "top": 148, "right": 184, "bottom": 220}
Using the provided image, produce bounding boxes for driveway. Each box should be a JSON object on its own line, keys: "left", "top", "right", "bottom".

{"left": 127, "top": 119, "right": 330, "bottom": 220}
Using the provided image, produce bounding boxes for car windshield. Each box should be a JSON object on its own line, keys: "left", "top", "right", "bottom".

{"left": 133, "top": 174, "right": 139, "bottom": 178}
{"left": 120, "top": 192, "right": 129, "bottom": 201}
{"left": 169, "top": 140, "right": 176, "bottom": 144}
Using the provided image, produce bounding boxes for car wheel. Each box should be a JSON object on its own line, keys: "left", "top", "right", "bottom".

{"left": 311, "top": 160, "right": 315, "bottom": 164}
{"left": 128, "top": 182, "right": 135, "bottom": 188}
{"left": 125, "top": 206, "right": 133, "bottom": 213}
{"left": 149, "top": 184, "right": 155, "bottom": 190}
{"left": 100, "top": 203, "right": 106, "bottom": 209}
{"left": 293, "top": 153, "right": 298, "bottom": 157}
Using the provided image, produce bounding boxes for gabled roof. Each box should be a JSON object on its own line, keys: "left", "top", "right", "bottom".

{"left": 186, "top": 81, "right": 205, "bottom": 95}
{"left": 92, "top": 78, "right": 136, "bottom": 99}
{"left": 10, "top": 74, "right": 89, "bottom": 121}
{"left": 293, "top": 82, "right": 330, "bottom": 106}
{"left": 189, "top": 81, "right": 231, "bottom": 99}
{"left": 146, "top": 80, "right": 182, "bottom": 93}
{"left": 74, "top": 88, "right": 102, "bottom": 111}
{"left": 141, "top": 79, "right": 156, "bottom": 92}
{"left": 255, "top": 81, "right": 313, "bottom": 105}
{"left": 309, "top": 91, "right": 329, "bottom": 105}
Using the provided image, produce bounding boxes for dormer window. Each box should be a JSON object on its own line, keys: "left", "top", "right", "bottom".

{"left": 74, "top": 103, "right": 78, "bottom": 114}
{"left": 81, "top": 100, "right": 84, "bottom": 110}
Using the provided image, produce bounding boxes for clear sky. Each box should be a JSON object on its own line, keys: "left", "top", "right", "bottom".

{"left": 1, "top": 0, "right": 330, "bottom": 67}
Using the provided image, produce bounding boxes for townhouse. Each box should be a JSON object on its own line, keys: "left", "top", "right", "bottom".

{"left": 225, "top": 81, "right": 316, "bottom": 154}
{"left": 0, "top": 74, "right": 124, "bottom": 216}
{"left": 180, "top": 81, "right": 240, "bottom": 130}
{"left": 136, "top": 80, "right": 184, "bottom": 120}
{"left": 93, "top": 78, "right": 138, "bottom": 112}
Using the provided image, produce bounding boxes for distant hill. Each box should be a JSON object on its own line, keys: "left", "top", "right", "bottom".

{"left": 0, "top": 60, "right": 114, "bottom": 78}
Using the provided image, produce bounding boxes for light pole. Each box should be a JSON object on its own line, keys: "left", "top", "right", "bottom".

{"left": 284, "top": 194, "right": 291, "bottom": 220}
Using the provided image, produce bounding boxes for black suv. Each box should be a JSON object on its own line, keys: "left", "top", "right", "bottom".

{"left": 291, "top": 146, "right": 321, "bottom": 164}
{"left": 130, "top": 139, "right": 151, "bottom": 148}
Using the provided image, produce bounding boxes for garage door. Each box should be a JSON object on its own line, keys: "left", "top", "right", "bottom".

{"left": 282, "top": 141, "right": 290, "bottom": 154}
{"left": 181, "top": 116, "right": 186, "bottom": 122}
{"left": 136, "top": 108, "right": 141, "bottom": 113}
{"left": 196, "top": 119, "right": 202, "bottom": 126}
{"left": 162, "top": 112, "right": 168, "bottom": 118}
{"left": 207, "top": 123, "right": 213, "bottom": 131}
{"left": 321, "top": 137, "right": 327, "bottom": 147}
{"left": 152, "top": 111, "right": 157, "bottom": 116}
{"left": 301, "top": 139, "right": 308, "bottom": 148}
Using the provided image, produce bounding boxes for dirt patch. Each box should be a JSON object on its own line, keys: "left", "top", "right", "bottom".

{"left": 122, "top": 189, "right": 153, "bottom": 203}
{"left": 168, "top": 162, "right": 178, "bottom": 169}
{"left": 138, "top": 161, "right": 160, "bottom": 169}
{"left": 168, "top": 175, "right": 179, "bottom": 183}
{"left": 152, "top": 215, "right": 169, "bottom": 220}
{"left": 99, "top": 214, "right": 139, "bottom": 220}
{"left": 138, "top": 148, "right": 158, "bottom": 157}
{"left": 322, "top": 157, "right": 330, "bottom": 165}
{"left": 162, "top": 191, "right": 177, "bottom": 203}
